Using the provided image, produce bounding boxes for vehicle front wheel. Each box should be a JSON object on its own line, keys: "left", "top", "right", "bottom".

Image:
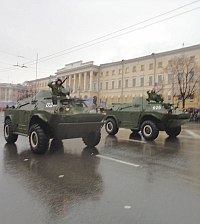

{"left": 29, "top": 124, "right": 49, "bottom": 154}
{"left": 82, "top": 130, "right": 101, "bottom": 147}
{"left": 165, "top": 126, "right": 181, "bottom": 138}
{"left": 105, "top": 118, "right": 119, "bottom": 135}
{"left": 4, "top": 119, "right": 18, "bottom": 143}
{"left": 140, "top": 120, "right": 159, "bottom": 141}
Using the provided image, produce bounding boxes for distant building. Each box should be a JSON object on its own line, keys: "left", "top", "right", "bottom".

{"left": 0, "top": 83, "right": 28, "bottom": 110}
{"left": 24, "top": 44, "right": 200, "bottom": 108}
{"left": 26, "top": 75, "right": 56, "bottom": 97}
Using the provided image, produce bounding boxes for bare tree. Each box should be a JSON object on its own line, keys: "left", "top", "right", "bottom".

{"left": 164, "top": 55, "right": 200, "bottom": 108}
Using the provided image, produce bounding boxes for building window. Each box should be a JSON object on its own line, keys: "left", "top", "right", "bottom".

{"left": 168, "top": 95, "right": 171, "bottom": 101}
{"left": 118, "top": 97, "right": 120, "bottom": 103}
{"left": 189, "top": 94, "right": 194, "bottom": 102}
{"left": 119, "top": 69, "right": 122, "bottom": 74}
{"left": 158, "top": 74, "right": 162, "bottom": 86}
{"left": 168, "top": 60, "right": 172, "bottom": 66}
{"left": 149, "top": 63, "right": 153, "bottom": 70}
{"left": 179, "top": 58, "right": 183, "bottom": 64}
{"left": 112, "top": 70, "right": 115, "bottom": 75}
{"left": 148, "top": 76, "right": 153, "bottom": 86}
{"left": 133, "top": 66, "right": 136, "bottom": 72}
{"left": 141, "top": 65, "right": 144, "bottom": 71}
{"left": 118, "top": 80, "right": 122, "bottom": 88}
{"left": 112, "top": 81, "right": 115, "bottom": 89}
{"left": 125, "top": 79, "right": 128, "bottom": 88}
{"left": 140, "top": 77, "right": 144, "bottom": 86}
{"left": 158, "top": 62, "right": 162, "bottom": 68}
{"left": 168, "top": 73, "right": 172, "bottom": 84}
{"left": 105, "top": 81, "right": 108, "bottom": 90}
{"left": 99, "top": 82, "right": 102, "bottom": 90}
{"left": 94, "top": 82, "right": 97, "bottom": 90}
{"left": 190, "top": 56, "right": 195, "bottom": 62}
{"left": 132, "top": 78, "right": 136, "bottom": 87}
{"left": 106, "top": 71, "right": 109, "bottom": 76}
{"left": 189, "top": 70, "right": 195, "bottom": 82}
{"left": 100, "top": 72, "right": 103, "bottom": 77}
{"left": 178, "top": 71, "right": 183, "bottom": 83}
{"left": 125, "top": 97, "right": 128, "bottom": 103}
{"left": 125, "top": 67, "right": 129, "bottom": 73}
{"left": 88, "top": 83, "right": 90, "bottom": 91}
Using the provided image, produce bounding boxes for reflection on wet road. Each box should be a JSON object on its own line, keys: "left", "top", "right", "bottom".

{"left": 0, "top": 113, "right": 200, "bottom": 224}
{"left": 2, "top": 142, "right": 103, "bottom": 224}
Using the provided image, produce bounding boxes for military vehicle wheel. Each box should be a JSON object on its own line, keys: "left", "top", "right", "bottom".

{"left": 29, "top": 124, "right": 49, "bottom": 154}
{"left": 4, "top": 119, "right": 18, "bottom": 143}
{"left": 82, "top": 130, "right": 101, "bottom": 147}
{"left": 105, "top": 118, "right": 119, "bottom": 135}
{"left": 165, "top": 126, "right": 181, "bottom": 138}
{"left": 140, "top": 120, "right": 159, "bottom": 141}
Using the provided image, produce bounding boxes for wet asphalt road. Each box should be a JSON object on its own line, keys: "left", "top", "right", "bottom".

{"left": 0, "top": 112, "right": 200, "bottom": 224}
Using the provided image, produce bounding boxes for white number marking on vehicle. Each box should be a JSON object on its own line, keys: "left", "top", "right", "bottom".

{"left": 46, "top": 103, "right": 53, "bottom": 108}
{"left": 153, "top": 106, "right": 161, "bottom": 110}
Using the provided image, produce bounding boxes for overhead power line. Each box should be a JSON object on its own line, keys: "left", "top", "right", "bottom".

{"left": 0, "top": 50, "right": 35, "bottom": 60}
{"left": 0, "top": 0, "right": 200, "bottom": 73}
{"left": 28, "top": 6, "right": 200, "bottom": 66}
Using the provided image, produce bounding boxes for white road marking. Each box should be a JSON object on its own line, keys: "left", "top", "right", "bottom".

{"left": 179, "top": 135, "right": 197, "bottom": 139}
{"left": 185, "top": 130, "right": 200, "bottom": 138}
{"left": 96, "top": 154, "right": 141, "bottom": 168}
{"left": 124, "top": 205, "right": 132, "bottom": 209}
{"left": 118, "top": 138, "right": 147, "bottom": 144}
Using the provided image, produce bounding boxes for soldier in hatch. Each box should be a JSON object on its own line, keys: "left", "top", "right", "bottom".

{"left": 147, "top": 89, "right": 164, "bottom": 103}
{"left": 48, "top": 78, "right": 68, "bottom": 97}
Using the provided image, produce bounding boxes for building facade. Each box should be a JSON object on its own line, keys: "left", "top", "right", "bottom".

{"left": 27, "top": 44, "right": 200, "bottom": 108}
{"left": 0, "top": 83, "right": 28, "bottom": 110}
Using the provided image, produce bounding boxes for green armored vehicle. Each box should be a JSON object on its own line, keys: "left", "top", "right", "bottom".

{"left": 4, "top": 90, "right": 104, "bottom": 154}
{"left": 104, "top": 96, "right": 190, "bottom": 141}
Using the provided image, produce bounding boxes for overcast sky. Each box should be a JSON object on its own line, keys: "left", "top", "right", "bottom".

{"left": 0, "top": 0, "right": 200, "bottom": 84}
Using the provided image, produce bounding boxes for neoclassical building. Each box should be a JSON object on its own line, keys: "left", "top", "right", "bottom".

{"left": 56, "top": 61, "right": 100, "bottom": 100}
{"left": 27, "top": 44, "right": 200, "bottom": 108}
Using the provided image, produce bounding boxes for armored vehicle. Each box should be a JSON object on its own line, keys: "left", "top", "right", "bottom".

{"left": 104, "top": 97, "right": 190, "bottom": 141}
{"left": 4, "top": 90, "right": 104, "bottom": 154}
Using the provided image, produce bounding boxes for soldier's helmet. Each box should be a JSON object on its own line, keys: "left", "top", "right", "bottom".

{"left": 56, "top": 78, "right": 62, "bottom": 85}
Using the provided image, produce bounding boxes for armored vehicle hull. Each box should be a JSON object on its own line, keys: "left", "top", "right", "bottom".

{"left": 104, "top": 97, "right": 190, "bottom": 141}
{"left": 4, "top": 90, "right": 104, "bottom": 154}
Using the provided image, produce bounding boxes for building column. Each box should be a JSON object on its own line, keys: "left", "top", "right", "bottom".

{"left": 69, "top": 75, "right": 72, "bottom": 87}
{"left": 78, "top": 73, "right": 82, "bottom": 91}
{"left": 96, "top": 72, "right": 99, "bottom": 91}
{"left": 89, "top": 71, "right": 93, "bottom": 91}
{"left": 83, "top": 72, "right": 87, "bottom": 92}
{"left": 73, "top": 74, "right": 76, "bottom": 93}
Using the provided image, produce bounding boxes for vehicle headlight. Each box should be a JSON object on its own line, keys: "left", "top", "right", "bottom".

{"left": 54, "top": 109, "right": 58, "bottom": 113}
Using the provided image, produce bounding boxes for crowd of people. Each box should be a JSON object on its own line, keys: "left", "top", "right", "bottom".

{"left": 189, "top": 109, "right": 200, "bottom": 122}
